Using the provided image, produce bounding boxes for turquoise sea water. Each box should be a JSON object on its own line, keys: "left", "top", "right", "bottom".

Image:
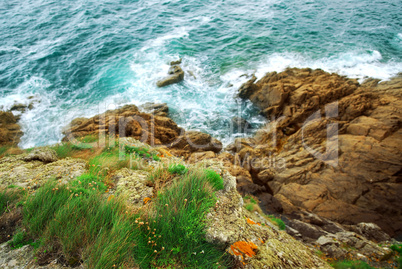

{"left": 0, "top": 0, "right": 401, "bottom": 148}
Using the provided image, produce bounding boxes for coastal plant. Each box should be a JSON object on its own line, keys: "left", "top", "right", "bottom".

{"left": 18, "top": 168, "right": 231, "bottom": 268}
{"left": 168, "top": 163, "right": 188, "bottom": 175}
{"left": 203, "top": 169, "right": 224, "bottom": 190}
{"left": 0, "top": 146, "right": 9, "bottom": 157}
{"left": 267, "top": 215, "right": 286, "bottom": 230}
{"left": 245, "top": 203, "right": 254, "bottom": 212}
{"left": 0, "top": 187, "right": 25, "bottom": 215}
{"left": 132, "top": 169, "right": 230, "bottom": 268}
{"left": 331, "top": 260, "right": 375, "bottom": 269}
{"left": 390, "top": 244, "right": 402, "bottom": 269}
{"left": 9, "top": 230, "right": 35, "bottom": 249}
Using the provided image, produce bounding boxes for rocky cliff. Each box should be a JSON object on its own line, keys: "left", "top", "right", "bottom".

{"left": 234, "top": 68, "right": 402, "bottom": 239}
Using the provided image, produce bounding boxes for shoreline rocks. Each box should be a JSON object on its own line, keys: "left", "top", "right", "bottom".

{"left": 235, "top": 68, "right": 402, "bottom": 238}
{"left": 0, "top": 111, "right": 23, "bottom": 147}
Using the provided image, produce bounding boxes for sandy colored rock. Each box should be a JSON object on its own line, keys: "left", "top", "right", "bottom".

{"left": 0, "top": 153, "right": 87, "bottom": 189}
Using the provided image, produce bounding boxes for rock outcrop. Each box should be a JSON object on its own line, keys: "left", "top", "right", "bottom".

{"left": 199, "top": 160, "right": 331, "bottom": 268}
{"left": 235, "top": 68, "right": 402, "bottom": 238}
{"left": 0, "top": 111, "right": 23, "bottom": 146}
{"left": 0, "top": 148, "right": 87, "bottom": 189}
{"left": 62, "top": 104, "right": 223, "bottom": 156}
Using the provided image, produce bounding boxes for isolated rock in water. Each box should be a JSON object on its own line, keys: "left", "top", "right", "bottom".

{"left": 156, "top": 65, "right": 184, "bottom": 87}
{"left": 139, "top": 102, "right": 169, "bottom": 117}
{"left": 231, "top": 116, "right": 250, "bottom": 133}
{"left": 236, "top": 68, "right": 402, "bottom": 237}
{"left": 10, "top": 103, "right": 27, "bottom": 113}
{"left": 23, "top": 148, "right": 58, "bottom": 163}
{"left": 0, "top": 111, "right": 23, "bottom": 146}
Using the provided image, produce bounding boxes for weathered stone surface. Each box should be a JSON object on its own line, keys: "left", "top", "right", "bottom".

{"left": 0, "top": 111, "right": 23, "bottom": 146}
{"left": 23, "top": 148, "right": 58, "bottom": 163}
{"left": 198, "top": 161, "right": 331, "bottom": 268}
{"left": 231, "top": 117, "right": 250, "bottom": 133}
{"left": 236, "top": 68, "right": 402, "bottom": 237}
{"left": 0, "top": 153, "right": 87, "bottom": 189}
{"left": 62, "top": 105, "right": 223, "bottom": 157}
{"left": 112, "top": 168, "right": 153, "bottom": 208}
{"left": 138, "top": 102, "right": 169, "bottom": 117}
{"left": 172, "top": 131, "right": 222, "bottom": 153}
{"left": 0, "top": 242, "right": 81, "bottom": 269}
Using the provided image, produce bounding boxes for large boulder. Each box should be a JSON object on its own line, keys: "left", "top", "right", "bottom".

{"left": 62, "top": 104, "right": 223, "bottom": 157}
{"left": 236, "top": 68, "right": 402, "bottom": 237}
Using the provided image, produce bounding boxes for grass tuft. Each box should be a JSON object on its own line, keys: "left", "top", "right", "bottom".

{"left": 168, "top": 163, "right": 188, "bottom": 175}
{"left": 203, "top": 169, "right": 224, "bottom": 191}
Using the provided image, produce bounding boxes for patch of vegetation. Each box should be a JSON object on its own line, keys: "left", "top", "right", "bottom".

{"left": 132, "top": 169, "right": 230, "bottom": 268}
{"left": 203, "top": 169, "right": 224, "bottom": 191}
{"left": 9, "top": 230, "right": 37, "bottom": 249}
{"left": 245, "top": 203, "right": 254, "bottom": 212}
{"left": 50, "top": 143, "right": 78, "bottom": 158}
{"left": 124, "top": 145, "right": 160, "bottom": 161}
{"left": 391, "top": 244, "right": 402, "bottom": 269}
{"left": 0, "top": 188, "right": 25, "bottom": 215}
{"left": 168, "top": 163, "right": 188, "bottom": 175}
{"left": 331, "top": 260, "right": 375, "bottom": 269}
{"left": 0, "top": 146, "right": 9, "bottom": 156}
{"left": 244, "top": 195, "right": 257, "bottom": 204}
{"left": 18, "top": 168, "right": 230, "bottom": 268}
{"left": 267, "top": 215, "right": 286, "bottom": 230}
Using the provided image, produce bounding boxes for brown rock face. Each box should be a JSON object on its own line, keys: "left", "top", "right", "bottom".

{"left": 0, "top": 111, "right": 23, "bottom": 146}
{"left": 62, "top": 104, "right": 222, "bottom": 155}
{"left": 237, "top": 68, "right": 402, "bottom": 237}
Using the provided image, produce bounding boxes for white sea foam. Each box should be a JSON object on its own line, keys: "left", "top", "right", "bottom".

{"left": 251, "top": 50, "right": 402, "bottom": 82}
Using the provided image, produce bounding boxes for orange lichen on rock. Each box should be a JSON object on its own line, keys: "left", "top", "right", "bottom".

{"left": 246, "top": 218, "right": 261, "bottom": 226}
{"left": 230, "top": 241, "right": 258, "bottom": 259}
{"left": 143, "top": 197, "right": 151, "bottom": 204}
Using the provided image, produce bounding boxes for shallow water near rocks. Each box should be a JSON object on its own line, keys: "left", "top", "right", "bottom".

{"left": 0, "top": 0, "right": 401, "bottom": 148}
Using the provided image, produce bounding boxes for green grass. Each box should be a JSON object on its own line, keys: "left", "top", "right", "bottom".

{"left": 203, "top": 169, "right": 224, "bottom": 191}
{"left": 19, "top": 168, "right": 230, "bottom": 268}
{"left": 244, "top": 195, "right": 257, "bottom": 204}
{"left": 168, "top": 163, "right": 188, "bottom": 175}
{"left": 391, "top": 244, "right": 402, "bottom": 269}
{"left": 132, "top": 169, "right": 230, "bottom": 268}
{"left": 331, "top": 260, "right": 375, "bottom": 269}
{"left": 0, "top": 146, "right": 9, "bottom": 156}
{"left": 0, "top": 188, "right": 25, "bottom": 215}
{"left": 9, "top": 230, "right": 38, "bottom": 249}
{"left": 245, "top": 203, "right": 254, "bottom": 212}
{"left": 267, "top": 215, "right": 286, "bottom": 230}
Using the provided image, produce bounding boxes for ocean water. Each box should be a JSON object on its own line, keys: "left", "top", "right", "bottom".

{"left": 0, "top": 0, "right": 401, "bottom": 148}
